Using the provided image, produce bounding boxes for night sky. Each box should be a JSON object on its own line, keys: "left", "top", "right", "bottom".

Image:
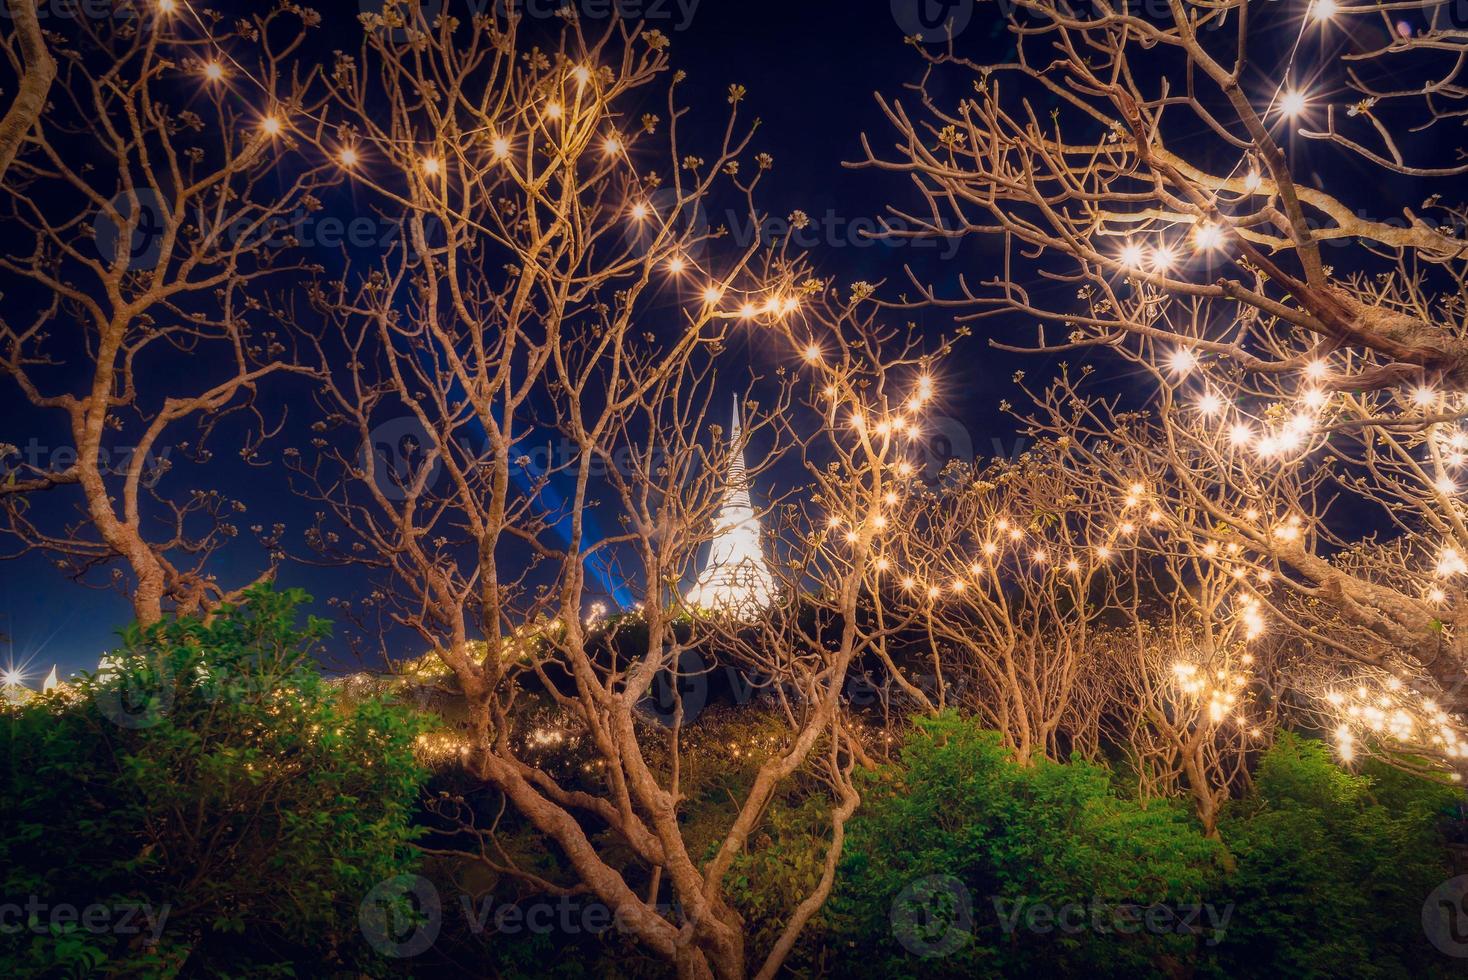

{"left": 0, "top": 0, "right": 1410, "bottom": 677}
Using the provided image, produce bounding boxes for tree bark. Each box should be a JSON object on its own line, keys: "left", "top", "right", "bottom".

{"left": 0, "top": 0, "right": 55, "bottom": 183}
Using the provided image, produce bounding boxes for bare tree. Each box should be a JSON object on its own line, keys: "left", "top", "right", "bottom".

{"left": 291, "top": 9, "right": 945, "bottom": 976}
{"left": 875, "top": 444, "right": 1116, "bottom": 763}
{"left": 859, "top": 0, "right": 1468, "bottom": 753}
{"left": 0, "top": 5, "right": 333, "bottom": 623}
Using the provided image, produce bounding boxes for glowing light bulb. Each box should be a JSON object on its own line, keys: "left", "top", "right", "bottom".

{"left": 1280, "top": 90, "right": 1308, "bottom": 118}
{"left": 571, "top": 66, "right": 591, "bottom": 85}
{"left": 702, "top": 286, "right": 723, "bottom": 304}
{"left": 1305, "top": 359, "right": 1328, "bottom": 380}
{"left": 158, "top": 0, "right": 176, "bottom": 12}
{"left": 1152, "top": 245, "right": 1177, "bottom": 272}
{"left": 491, "top": 136, "right": 510, "bottom": 159}
{"left": 1301, "top": 389, "right": 1326, "bottom": 409}
{"left": 781, "top": 296, "right": 799, "bottom": 315}
{"left": 545, "top": 102, "right": 563, "bottom": 120}
{"left": 1193, "top": 223, "right": 1224, "bottom": 250}
{"left": 1429, "top": 587, "right": 1447, "bottom": 603}
{"left": 339, "top": 147, "right": 360, "bottom": 167}
{"left": 1066, "top": 558, "right": 1081, "bottom": 573}
{"left": 1096, "top": 546, "right": 1112, "bottom": 559}
{"left": 1437, "top": 477, "right": 1458, "bottom": 495}
{"left": 876, "top": 557, "right": 891, "bottom": 572}
{"left": 1197, "top": 392, "right": 1223, "bottom": 415}
{"left": 630, "top": 202, "right": 649, "bottom": 221}
{"left": 1168, "top": 348, "right": 1198, "bottom": 374}
{"left": 803, "top": 344, "right": 821, "bottom": 363}
{"left": 421, "top": 156, "right": 442, "bottom": 176}
{"left": 261, "top": 116, "right": 282, "bottom": 136}
{"left": 667, "top": 256, "right": 686, "bottom": 274}
{"left": 1413, "top": 386, "right": 1436, "bottom": 407}
{"left": 0, "top": 669, "right": 22, "bottom": 687}
{"left": 739, "top": 302, "right": 757, "bottom": 318}
{"left": 204, "top": 61, "right": 224, "bottom": 81}
{"left": 604, "top": 136, "right": 621, "bottom": 155}
{"left": 1437, "top": 547, "right": 1467, "bottom": 578}
{"left": 1229, "top": 423, "right": 1253, "bottom": 446}
{"left": 1244, "top": 170, "right": 1262, "bottom": 191}
{"left": 1120, "top": 243, "right": 1145, "bottom": 268}
{"left": 1310, "top": 0, "right": 1338, "bottom": 21}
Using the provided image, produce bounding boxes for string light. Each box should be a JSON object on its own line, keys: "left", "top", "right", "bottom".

{"left": 1193, "top": 223, "right": 1224, "bottom": 250}
{"left": 545, "top": 102, "right": 564, "bottom": 120}
{"left": 1119, "top": 242, "right": 1145, "bottom": 268}
{"left": 1197, "top": 392, "right": 1223, "bottom": 415}
{"left": 1280, "top": 89, "right": 1308, "bottom": 118}
{"left": 1168, "top": 348, "right": 1198, "bottom": 375}
{"left": 1310, "top": 0, "right": 1338, "bottom": 21}
{"left": 702, "top": 285, "right": 723, "bottom": 304}
{"left": 666, "top": 256, "right": 686, "bottom": 274}
{"left": 204, "top": 61, "right": 224, "bottom": 81}
{"left": 603, "top": 136, "right": 622, "bottom": 155}
{"left": 630, "top": 202, "right": 650, "bottom": 221}
{"left": 421, "top": 156, "right": 442, "bottom": 176}
{"left": 260, "top": 116, "right": 282, "bottom": 137}
{"left": 339, "top": 147, "right": 360, "bottom": 167}
{"left": 491, "top": 136, "right": 511, "bottom": 159}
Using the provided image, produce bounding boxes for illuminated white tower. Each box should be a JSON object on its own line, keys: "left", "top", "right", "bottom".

{"left": 684, "top": 396, "right": 776, "bottom": 615}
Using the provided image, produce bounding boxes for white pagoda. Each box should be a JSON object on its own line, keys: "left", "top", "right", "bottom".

{"left": 684, "top": 396, "right": 777, "bottom": 615}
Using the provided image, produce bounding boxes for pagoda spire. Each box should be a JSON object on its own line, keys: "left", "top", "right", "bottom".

{"left": 683, "top": 396, "right": 776, "bottom": 615}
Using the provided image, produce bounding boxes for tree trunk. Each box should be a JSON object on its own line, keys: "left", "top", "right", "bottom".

{"left": 0, "top": 0, "right": 55, "bottom": 183}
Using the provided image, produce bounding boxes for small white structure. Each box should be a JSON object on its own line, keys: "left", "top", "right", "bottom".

{"left": 684, "top": 396, "right": 777, "bottom": 616}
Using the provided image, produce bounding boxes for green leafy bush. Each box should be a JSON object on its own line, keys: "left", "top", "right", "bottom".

{"left": 0, "top": 587, "right": 428, "bottom": 977}
{"left": 1212, "top": 732, "right": 1459, "bottom": 979}
{"left": 827, "top": 712, "right": 1226, "bottom": 978}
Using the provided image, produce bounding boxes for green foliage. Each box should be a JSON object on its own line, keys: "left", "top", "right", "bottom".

{"left": 0, "top": 587, "right": 429, "bottom": 978}
{"left": 826, "top": 713, "right": 1226, "bottom": 978}
{"left": 1211, "top": 733, "right": 1458, "bottom": 979}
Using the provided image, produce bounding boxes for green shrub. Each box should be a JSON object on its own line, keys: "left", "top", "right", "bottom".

{"left": 1212, "top": 733, "right": 1459, "bottom": 979}
{"left": 0, "top": 587, "right": 428, "bottom": 977}
{"left": 827, "top": 713, "right": 1226, "bottom": 978}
